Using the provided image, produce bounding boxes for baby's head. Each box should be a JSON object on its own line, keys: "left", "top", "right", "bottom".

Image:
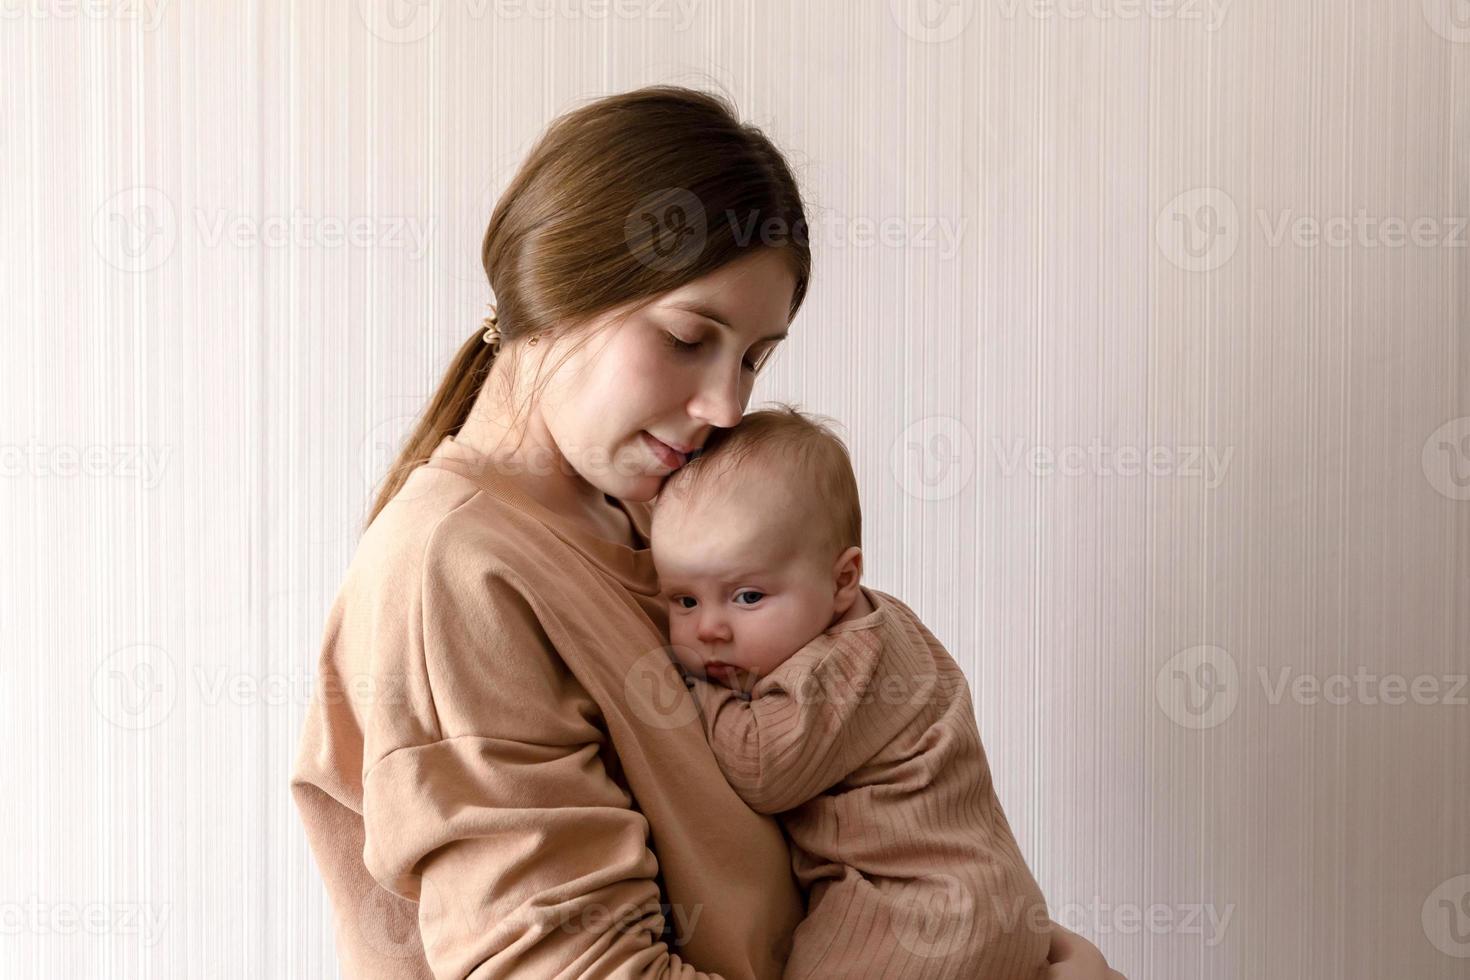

{"left": 651, "top": 405, "right": 865, "bottom": 690}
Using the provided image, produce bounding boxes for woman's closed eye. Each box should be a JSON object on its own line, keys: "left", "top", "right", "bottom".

{"left": 662, "top": 331, "right": 766, "bottom": 373}
{"left": 663, "top": 331, "right": 701, "bottom": 354}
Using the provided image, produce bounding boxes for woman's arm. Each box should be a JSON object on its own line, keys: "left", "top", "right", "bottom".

{"left": 1046, "top": 923, "right": 1128, "bottom": 980}
{"left": 356, "top": 544, "right": 729, "bottom": 979}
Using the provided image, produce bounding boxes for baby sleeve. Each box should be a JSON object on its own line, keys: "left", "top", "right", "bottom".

{"left": 360, "top": 532, "right": 726, "bottom": 980}
{"left": 683, "top": 628, "right": 919, "bottom": 815}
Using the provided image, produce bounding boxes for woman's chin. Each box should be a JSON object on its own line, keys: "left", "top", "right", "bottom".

{"left": 587, "top": 474, "right": 657, "bottom": 506}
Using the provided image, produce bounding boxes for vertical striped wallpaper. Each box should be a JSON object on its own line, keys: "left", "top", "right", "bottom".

{"left": 2, "top": 1, "right": 1465, "bottom": 977}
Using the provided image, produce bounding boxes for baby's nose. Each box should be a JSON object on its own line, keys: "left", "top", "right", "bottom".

{"left": 696, "top": 615, "right": 731, "bottom": 643}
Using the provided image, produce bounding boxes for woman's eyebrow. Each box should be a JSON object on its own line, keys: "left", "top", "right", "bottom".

{"left": 666, "top": 301, "right": 788, "bottom": 343}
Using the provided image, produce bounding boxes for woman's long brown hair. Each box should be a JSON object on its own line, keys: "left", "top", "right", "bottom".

{"left": 364, "top": 85, "right": 811, "bottom": 533}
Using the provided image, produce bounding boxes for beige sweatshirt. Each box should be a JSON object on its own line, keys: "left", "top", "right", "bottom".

{"left": 289, "top": 435, "right": 806, "bottom": 979}
{"left": 682, "top": 587, "right": 1053, "bottom": 980}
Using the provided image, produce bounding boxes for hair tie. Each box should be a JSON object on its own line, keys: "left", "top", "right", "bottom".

{"left": 481, "top": 303, "right": 502, "bottom": 352}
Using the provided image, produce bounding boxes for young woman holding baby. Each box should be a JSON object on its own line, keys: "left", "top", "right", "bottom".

{"left": 291, "top": 85, "right": 1125, "bottom": 980}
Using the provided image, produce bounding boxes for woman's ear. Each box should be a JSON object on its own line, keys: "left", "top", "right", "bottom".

{"left": 831, "top": 545, "right": 864, "bottom": 616}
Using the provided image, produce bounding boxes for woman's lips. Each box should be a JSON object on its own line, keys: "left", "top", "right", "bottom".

{"left": 642, "top": 431, "right": 687, "bottom": 470}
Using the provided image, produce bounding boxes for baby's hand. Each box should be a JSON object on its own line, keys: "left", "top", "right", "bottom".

{"left": 677, "top": 662, "right": 755, "bottom": 699}
{"left": 676, "top": 666, "right": 751, "bottom": 733}
{"left": 673, "top": 664, "right": 746, "bottom": 702}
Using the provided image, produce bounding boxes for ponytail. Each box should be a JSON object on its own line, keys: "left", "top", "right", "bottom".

{"left": 362, "top": 329, "right": 496, "bottom": 533}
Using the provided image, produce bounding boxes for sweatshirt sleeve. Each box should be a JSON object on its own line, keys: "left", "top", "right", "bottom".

{"left": 682, "top": 628, "right": 918, "bottom": 815}
{"left": 360, "top": 532, "right": 727, "bottom": 980}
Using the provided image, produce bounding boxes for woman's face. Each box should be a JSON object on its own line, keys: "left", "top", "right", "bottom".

{"left": 537, "top": 248, "right": 799, "bottom": 503}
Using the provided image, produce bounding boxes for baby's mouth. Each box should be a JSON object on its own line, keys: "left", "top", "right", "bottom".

{"left": 703, "top": 661, "right": 758, "bottom": 693}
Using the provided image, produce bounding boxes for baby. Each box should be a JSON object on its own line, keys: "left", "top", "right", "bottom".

{"left": 651, "top": 405, "right": 1053, "bottom": 980}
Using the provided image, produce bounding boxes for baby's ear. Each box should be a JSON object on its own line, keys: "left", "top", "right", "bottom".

{"left": 832, "top": 545, "right": 863, "bottom": 596}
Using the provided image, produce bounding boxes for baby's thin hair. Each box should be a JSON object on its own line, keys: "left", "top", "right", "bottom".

{"left": 658, "top": 403, "right": 862, "bottom": 557}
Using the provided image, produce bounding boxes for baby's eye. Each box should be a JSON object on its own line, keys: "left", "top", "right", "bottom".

{"left": 673, "top": 596, "right": 697, "bottom": 609}
{"left": 733, "top": 590, "right": 764, "bottom": 606}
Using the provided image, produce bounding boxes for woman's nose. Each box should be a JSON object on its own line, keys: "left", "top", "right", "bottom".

{"left": 687, "top": 365, "right": 745, "bottom": 429}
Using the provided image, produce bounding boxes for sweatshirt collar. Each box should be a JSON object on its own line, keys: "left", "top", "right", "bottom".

{"left": 421, "top": 435, "right": 661, "bottom": 596}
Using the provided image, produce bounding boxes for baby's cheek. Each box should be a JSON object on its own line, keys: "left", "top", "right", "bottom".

{"left": 750, "top": 618, "right": 807, "bottom": 674}
{"left": 665, "top": 616, "right": 697, "bottom": 666}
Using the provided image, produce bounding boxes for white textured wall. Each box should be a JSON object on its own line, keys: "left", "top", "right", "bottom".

{"left": 3, "top": 1, "right": 1466, "bottom": 977}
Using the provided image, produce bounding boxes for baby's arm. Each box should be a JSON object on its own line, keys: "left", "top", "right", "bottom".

{"left": 680, "top": 628, "right": 917, "bottom": 814}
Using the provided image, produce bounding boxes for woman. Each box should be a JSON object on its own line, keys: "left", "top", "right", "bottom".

{"left": 291, "top": 85, "right": 1124, "bottom": 980}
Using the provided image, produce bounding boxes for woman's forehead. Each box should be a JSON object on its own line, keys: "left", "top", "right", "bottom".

{"left": 657, "top": 251, "right": 798, "bottom": 329}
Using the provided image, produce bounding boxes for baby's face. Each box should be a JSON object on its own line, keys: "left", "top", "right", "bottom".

{"left": 652, "top": 488, "right": 841, "bottom": 691}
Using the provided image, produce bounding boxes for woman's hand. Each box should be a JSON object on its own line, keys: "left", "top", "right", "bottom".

{"left": 1045, "top": 922, "right": 1127, "bottom": 980}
